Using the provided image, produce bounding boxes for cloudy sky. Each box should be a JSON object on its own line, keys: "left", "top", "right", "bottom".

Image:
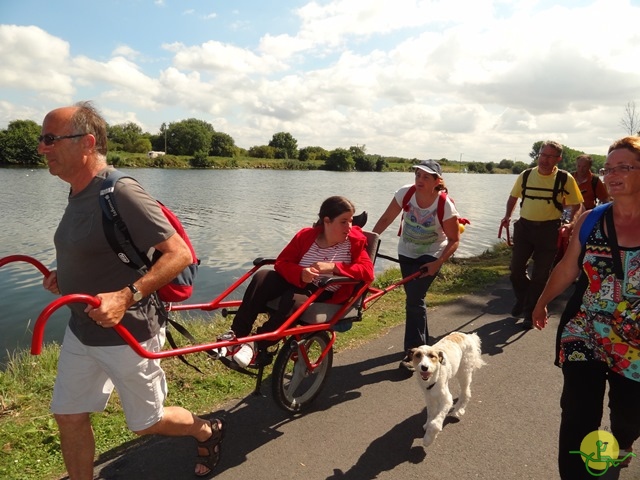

{"left": 1, "top": 0, "right": 639, "bottom": 163}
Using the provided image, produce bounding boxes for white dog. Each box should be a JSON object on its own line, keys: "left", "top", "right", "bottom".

{"left": 409, "top": 331, "right": 485, "bottom": 447}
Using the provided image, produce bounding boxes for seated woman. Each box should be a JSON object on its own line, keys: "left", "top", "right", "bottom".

{"left": 225, "top": 196, "right": 375, "bottom": 368}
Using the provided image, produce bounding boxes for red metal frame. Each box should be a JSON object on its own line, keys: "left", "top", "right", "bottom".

{"left": 498, "top": 224, "right": 513, "bottom": 247}
{"left": 1, "top": 255, "right": 423, "bottom": 362}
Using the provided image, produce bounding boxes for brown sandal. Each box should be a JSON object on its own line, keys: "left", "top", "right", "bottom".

{"left": 195, "top": 418, "right": 225, "bottom": 477}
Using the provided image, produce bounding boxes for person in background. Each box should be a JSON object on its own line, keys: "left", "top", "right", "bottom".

{"left": 573, "top": 154, "right": 609, "bottom": 210}
{"left": 372, "top": 160, "right": 460, "bottom": 371}
{"left": 499, "top": 141, "right": 583, "bottom": 329}
{"left": 40, "top": 101, "right": 223, "bottom": 479}
{"left": 554, "top": 154, "right": 610, "bottom": 265}
{"left": 532, "top": 136, "right": 640, "bottom": 478}
{"left": 224, "top": 196, "right": 375, "bottom": 368}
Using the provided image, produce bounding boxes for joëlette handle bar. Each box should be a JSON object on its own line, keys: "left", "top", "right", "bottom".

{"left": 0, "top": 255, "right": 100, "bottom": 355}
{"left": 0, "top": 254, "right": 51, "bottom": 277}
{"left": 1, "top": 255, "right": 367, "bottom": 359}
{"left": 167, "top": 257, "right": 276, "bottom": 312}
{"left": 362, "top": 262, "right": 429, "bottom": 308}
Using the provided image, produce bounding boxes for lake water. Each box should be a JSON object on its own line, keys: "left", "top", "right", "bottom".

{"left": 0, "top": 168, "right": 519, "bottom": 360}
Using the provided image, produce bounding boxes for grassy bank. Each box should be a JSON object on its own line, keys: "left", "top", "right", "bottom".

{"left": 104, "top": 151, "right": 512, "bottom": 174}
{"left": 0, "top": 244, "right": 511, "bottom": 480}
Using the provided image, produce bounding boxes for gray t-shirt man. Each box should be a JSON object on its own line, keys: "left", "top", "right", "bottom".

{"left": 54, "top": 167, "right": 174, "bottom": 346}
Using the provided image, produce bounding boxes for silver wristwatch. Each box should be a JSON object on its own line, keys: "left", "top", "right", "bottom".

{"left": 127, "top": 283, "right": 143, "bottom": 302}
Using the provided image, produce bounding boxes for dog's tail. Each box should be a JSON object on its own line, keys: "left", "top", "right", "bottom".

{"left": 467, "top": 332, "right": 487, "bottom": 368}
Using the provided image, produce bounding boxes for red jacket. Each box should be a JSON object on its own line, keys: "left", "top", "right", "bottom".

{"left": 274, "top": 226, "right": 375, "bottom": 305}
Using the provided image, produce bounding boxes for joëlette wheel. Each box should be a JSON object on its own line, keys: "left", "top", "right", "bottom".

{"left": 271, "top": 331, "right": 333, "bottom": 413}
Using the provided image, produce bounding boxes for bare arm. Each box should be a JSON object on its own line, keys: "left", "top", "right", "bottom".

{"left": 500, "top": 196, "right": 518, "bottom": 229}
{"left": 372, "top": 197, "right": 402, "bottom": 235}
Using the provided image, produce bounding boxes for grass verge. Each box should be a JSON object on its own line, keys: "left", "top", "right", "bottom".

{"left": 0, "top": 244, "right": 511, "bottom": 480}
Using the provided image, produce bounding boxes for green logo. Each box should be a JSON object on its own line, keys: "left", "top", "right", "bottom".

{"left": 570, "top": 430, "right": 635, "bottom": 476}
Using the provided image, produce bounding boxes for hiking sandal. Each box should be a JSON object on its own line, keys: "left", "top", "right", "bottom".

{"left": 195, "top": 418, "right": 225, "bottom": 477}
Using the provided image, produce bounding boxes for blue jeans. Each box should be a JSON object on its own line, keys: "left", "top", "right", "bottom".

{"left": 399, "top": 254, "right": 438, "bottom": 351}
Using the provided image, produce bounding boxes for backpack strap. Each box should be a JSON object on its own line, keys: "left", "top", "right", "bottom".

{"left": 398, "top": 186, "right": 456, "bottom": 236}
{"left": 591, "top": 176, "right": 599, "bottom": 198}
{"left": 165, "top": 317, "right": 220, "bottom": 373}
{"left": 520, "top": 168, "right": 567, "bottom": 213}
{"left": 519, "top": 168, "right": 532, "bottom": 209}
{"left": 99, "top": 170, "right": 151, "bottom": 272}
{"left": 437, "top": 190, "right": 447, "bottom": 226}
{"left": 401, "top": 185, "right": 416, "bottom": 212}
{"left": 603, "top": 206, "right": 624, "bottom": 278}
{"left": 397, "top": 185, "right": 416, "bottom": 236}
{"left": 552, "top": 170, "right": 568, "bottom": 213}
{"left": 578, "top": 203, "right": 612, "bottom": 245}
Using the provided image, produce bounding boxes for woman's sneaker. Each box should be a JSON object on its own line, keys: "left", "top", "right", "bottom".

{"left": 232, "top": 342, "right": 255, "bottom": 368}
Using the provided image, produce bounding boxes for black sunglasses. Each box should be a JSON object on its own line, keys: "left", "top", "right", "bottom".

{"left": 38, "top": 133, "right": 86, "bottom": 146}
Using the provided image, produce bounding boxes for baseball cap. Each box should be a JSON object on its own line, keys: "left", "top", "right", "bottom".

{"left": 413, "top": 159, "right": 442, "bottom": 177}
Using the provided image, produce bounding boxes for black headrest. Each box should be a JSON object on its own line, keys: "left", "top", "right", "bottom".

{"left": 353, "top": 211, "right": 368, "bottom": 228}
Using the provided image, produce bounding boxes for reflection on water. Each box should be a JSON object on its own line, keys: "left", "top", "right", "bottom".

{"left": 0, "top": 168, "right": 518, "bottom": 359}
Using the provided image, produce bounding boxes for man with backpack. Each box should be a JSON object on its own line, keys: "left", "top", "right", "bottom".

{"left": 573, "top": 154, "right": 609, "bottom": 210}
{"left": 39, "top": 101, "right": 224, "bottom": 479}
{"left": 499, "top": 141, "right": 583, "bottom": 329}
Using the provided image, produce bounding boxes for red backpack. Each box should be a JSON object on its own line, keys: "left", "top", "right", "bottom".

{"left": 397, "top": 185, "right": 470, "bottom": 236}
{"left": 99, "top": 170, "right": 199, "bottom": 303}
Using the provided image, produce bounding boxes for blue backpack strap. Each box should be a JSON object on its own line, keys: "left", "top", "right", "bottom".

{"left": 579, "top": 203, "right": 612, "bottom": 245}
{"left": 99, "top": 170, "right": 150, "bottom": 272}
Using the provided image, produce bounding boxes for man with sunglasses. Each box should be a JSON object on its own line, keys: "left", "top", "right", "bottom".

{"left": 499, "top": 140, "right": 583, "bottom": 329}
{"left": 38, "top": 101, "right": 224, "bottom": 479}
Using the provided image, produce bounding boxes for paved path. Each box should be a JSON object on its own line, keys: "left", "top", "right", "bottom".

{"left": 76, "top": 278, "right": 638, "bottom": 480}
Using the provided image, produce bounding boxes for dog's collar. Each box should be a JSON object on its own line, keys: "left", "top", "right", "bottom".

{"left": 426, "top": 383, "right": 436, "bottom": 390}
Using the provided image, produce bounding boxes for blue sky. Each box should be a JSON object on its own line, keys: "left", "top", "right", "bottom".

{"left": 2, "top": 0, "right": 640, "bottom": 162}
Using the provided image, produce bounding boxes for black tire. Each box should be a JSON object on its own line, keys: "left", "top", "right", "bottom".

{"left": 271, "top": 331, "right": 333, "bottom": 413}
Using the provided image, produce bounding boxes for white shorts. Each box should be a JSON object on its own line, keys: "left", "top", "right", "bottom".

{"left": 51, "top": 326, "right": 168, "bottom": 432}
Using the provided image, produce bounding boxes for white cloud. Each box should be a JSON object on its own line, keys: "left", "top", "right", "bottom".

{"left": 111, "top": 45, "right": 141, "bottom": 60}
{"left": 2, "top": 0, "right": 640, "bottom": 162}
{"left": 0, "top": 25, "right": 75, "bottom": 101}
{"left": 164, "top": 41, "right": 288, "bottom": 75}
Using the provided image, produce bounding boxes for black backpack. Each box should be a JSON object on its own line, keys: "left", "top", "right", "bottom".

{"left": 520, "top": 168, "right": 568, "bottom": 213}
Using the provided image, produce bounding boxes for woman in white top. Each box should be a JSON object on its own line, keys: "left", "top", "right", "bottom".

{"left": 372, "top": 160, "right": 461, "bottom": 371}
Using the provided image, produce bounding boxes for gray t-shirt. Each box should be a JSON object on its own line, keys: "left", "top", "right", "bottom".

{"left": 54, "top": 167, "right": 175, "bottom": 346}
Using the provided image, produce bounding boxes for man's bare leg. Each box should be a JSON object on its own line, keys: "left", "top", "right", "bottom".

{"left": 55, "top": 412, "right": 95, "bottom": 480}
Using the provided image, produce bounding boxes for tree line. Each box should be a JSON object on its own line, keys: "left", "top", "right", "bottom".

{"left": 0, "top": 117, "right": 609, "bottom": 174}
{"left": 0, "top": 118, "right": 392, "bottom": 171}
